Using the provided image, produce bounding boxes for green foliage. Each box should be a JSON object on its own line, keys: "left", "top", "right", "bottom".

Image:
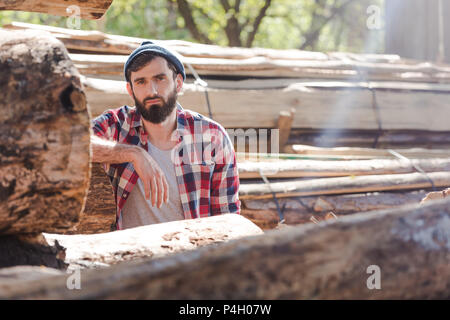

{"left": 0, "top": 0, "right": 385, "bottom": 53}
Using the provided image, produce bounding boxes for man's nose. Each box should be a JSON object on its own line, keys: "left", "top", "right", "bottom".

{"left": 147, "top": 80, "right": 158, "bottom": 95}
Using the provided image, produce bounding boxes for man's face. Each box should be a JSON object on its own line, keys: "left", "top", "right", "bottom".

{"left": 127, "top": 56, "right": 182, "bottom": 124}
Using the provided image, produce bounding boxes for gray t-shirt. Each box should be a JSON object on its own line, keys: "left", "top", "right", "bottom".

{"left": 121, "top": 140, "right": 184, "bottom": 229}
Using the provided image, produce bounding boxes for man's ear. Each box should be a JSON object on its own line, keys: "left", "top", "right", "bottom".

{"left": 126, "top": 81, "right": 134, "bottom": 98}
{"left": 175, "top": 74, "right": 183, "bottom": 93}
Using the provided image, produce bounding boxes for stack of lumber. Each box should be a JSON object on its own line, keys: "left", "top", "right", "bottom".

{"left": 2, "top": 22, "right": 450, "bottom": 136}
{"left": 237, "top": 145, "right": 450, "bottom": 228}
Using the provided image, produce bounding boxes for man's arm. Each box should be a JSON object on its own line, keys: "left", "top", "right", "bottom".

{"left": 90, "top": 121, "right": 169, "bottom": 208}
{"left": 91, "top": 135, "right": 141, "bottom": 164}
{"left": 91, "top": 135, "right": 168, "bottom": 208}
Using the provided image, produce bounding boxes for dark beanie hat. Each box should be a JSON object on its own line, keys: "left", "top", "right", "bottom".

{"left": 124, "top": 41, "right": 186, "bottom": 82}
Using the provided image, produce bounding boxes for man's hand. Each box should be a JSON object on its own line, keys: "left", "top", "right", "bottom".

{"left": 130, "top": 148, "right": 169, "bottom": 208}
{"left": 91, "top": 135, "right": 169, "bottom": 208}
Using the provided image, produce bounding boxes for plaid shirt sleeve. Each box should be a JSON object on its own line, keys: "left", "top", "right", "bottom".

{"left": 209, "top": 127, "right": 241, "bottom": 215}
{"left": 91, "top": 111, "right": 119, "bottom": 141}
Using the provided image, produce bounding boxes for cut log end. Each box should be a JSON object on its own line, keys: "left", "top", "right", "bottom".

{"left": 0, "top": 30, "right": 91, "bottom": 235}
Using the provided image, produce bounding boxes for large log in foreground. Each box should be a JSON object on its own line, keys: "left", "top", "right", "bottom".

{"left": 0, "top": 0, "right": 113, "bottom": 20}
{"left": 0, "top": 30, "right": 91, "bottom": 235}
{"left": 43, "top": 214, "right": 263, "bottom": 270}
{"left": 1, "top": 197, "right": 449, "bottom": 299}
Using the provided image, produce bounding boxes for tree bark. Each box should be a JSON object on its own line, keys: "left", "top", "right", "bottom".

{"left": 0, "top": 234, "right": 67, "bottom": 269}
{"left": 70, "top": 162, "right": 116, "bottom": 234}
{"left": 0, "top": 30, "right": 91, "bottom": 235}
{"left": 241, "top": 190, "right": 428, "bottom": 229}
{"left": 176, "top": 0, "right": 213, "bottom": 45}
{"left": 0, "top": 0, "right": 113, "bottom": 20}
{"left": 1, "top": 197, "right": 449, "bottom": 299}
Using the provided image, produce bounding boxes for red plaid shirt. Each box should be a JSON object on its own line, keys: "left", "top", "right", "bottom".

{"left": 92, "top": 104, "right": 240, "bottom": 230}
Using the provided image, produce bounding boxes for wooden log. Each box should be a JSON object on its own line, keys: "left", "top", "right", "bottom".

{"left": 0, "top": 0, "right": 113, "bottom": 20}
{"left": 43, "top": 214, "right": 263, "bottom": 270}
{"left": 243, "top": 190, "right": 429, "bottom": 212}
{"left": 0, "top": 234, "right": 67, "bottom": 269}
{"left": 1, "top": 197, "right": 449, "bottom": 299}
{"left": 241, "top": 190, "right": 428, "bottom": 229}
{"left": 0, "top": 30, "right": 91, "bottom": 235}
{"left": 0, "top": 266, "right": 65, "bottom": 284}
{"left": 238, "top": 157, "right": 450, "bottom": 179}
{"left": 70, "top": 162, "right": 116, "bottom": 235}
{"left": 288, "top": 144, "right": 450, "bottom": 159}
{"left": 239, "top": 171, "right": 450, "bottom": 199}
{"left": 66, "top": 52, "right": 450, "bottom": 81}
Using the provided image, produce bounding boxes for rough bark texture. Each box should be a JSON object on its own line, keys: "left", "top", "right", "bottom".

{"left": 0, "top": 30, "right": 91, "bottom": 235}
{"left": 44, "top": 214, "right": 263, "bottom": 270}
{"left": 69, "top": 162, "right": 116, "bottom": 234}
{"left": 241, "top": 190, "right": 428, "bottom": 229}
{"left": 0, "top": 234, "right": 67, "bottom": 269}
{"left": 0, "top": 197, "right": 449, "bottom": 299}
{"left": 0, "top": 0, "right": 113, "bottom": 20}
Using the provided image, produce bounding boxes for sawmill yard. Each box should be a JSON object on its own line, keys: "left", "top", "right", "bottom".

{"left": 0, "top": 0, "right": 449, "bottom": 302}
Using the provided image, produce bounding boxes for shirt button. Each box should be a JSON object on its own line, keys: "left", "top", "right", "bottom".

{"left": 124, "top": 194, "right": 128, "bottom": 198}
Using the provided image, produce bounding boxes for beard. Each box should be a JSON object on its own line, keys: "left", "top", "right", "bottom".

{"left": 133, "top": 88, "right": 177, "bottom": 124}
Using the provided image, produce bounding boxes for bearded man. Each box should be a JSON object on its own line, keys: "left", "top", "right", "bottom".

{"left": 91, "top": 41, "right": 240, "bottom": 230}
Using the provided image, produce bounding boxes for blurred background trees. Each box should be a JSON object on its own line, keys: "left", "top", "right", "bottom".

{"left": 0, "top": 0, "right": 384, "bottom": 53}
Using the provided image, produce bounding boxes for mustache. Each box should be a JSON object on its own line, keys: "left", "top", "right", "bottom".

{"left": 143, "top": 95, "right": 163, "bottom": 104}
